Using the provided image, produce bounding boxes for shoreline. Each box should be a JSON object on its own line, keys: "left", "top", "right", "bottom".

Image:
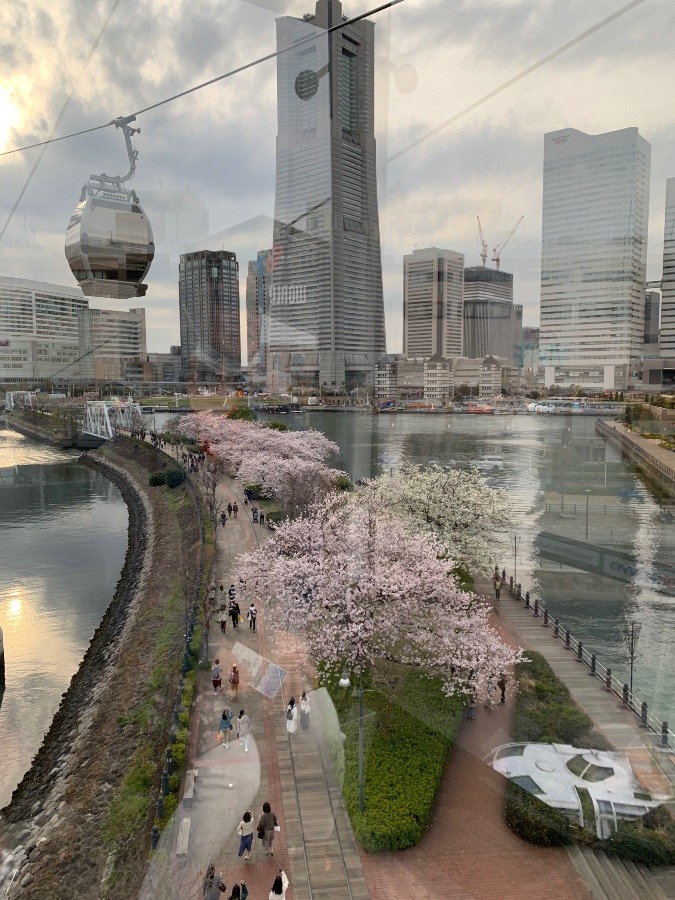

{"left": 0, "top": 437, "right": 206, "bottom": 898}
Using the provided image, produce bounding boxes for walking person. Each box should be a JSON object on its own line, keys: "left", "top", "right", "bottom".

{"left": 219, "top": 606, "right": 227, "bottom": 633}
{"left": 486, "top": 674, "right": 497, "bottom": 710}
{"left": 257, "top": 802, "right": 278, "bottom": 856}
{"left": 228, "top": 664, "right": 240, "bottom": 700}
{"left": 228, "top": 884, "right": 248, "bottom": 900}
{"left": 285, "top": 697, "right": 298, "bottom": 734}
{"left": 233, "top": 501, "right": 239, "bottom": 518}
{"left": 228, "top": 584, "right": 236, "bottom": 601}
{"left": 247, "top": 603, "right": 257, "bottom": 632}
{"left": 466, "top": 691, "right": 476, "bottom": 720}
{"left": 259, "top": 511, "right": 265, "bottom": 527}
{"left": 218, "top": 707, "right": 233, "bottom": 748}
{"left": 269, "top": 869, "right": 289, "bottom": 899}
{"left": 237, "top": 709, "right": 252, "bottom": 752}
{"left": 300, "top": 691, "right": 311, "bottom": 730}
{"left": 494, "top": 578, "right": 501, "bottom": 601}
{"left": 227, "top": 502, "right": 233, "bottom": 518}
{"left": 497, "top": 673, "right": 507, "bottom": 704}
{"left": 237, "top": 810, "right": 254, "bottom": 860}
{"left": 202, "top": 865, "right": 226, "bottom": 898}
{"left": 220, "top": 512, "right": 227, "bottom": 527}
{"left": 229, "top": 597, "right": 240, "bottom": 629}
{"left": 212, "top": 659, "right": 222, "bottom": 695}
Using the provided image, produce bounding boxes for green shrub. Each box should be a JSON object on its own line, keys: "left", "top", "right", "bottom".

{"left": 227, "top": 405, "right": 256, "bottom": 421}
{"left": 166, "top": 469, "right": 185, "bottom": 488}
{"left": 266, "top": 420, "right": 289, "bottom": 431}
{"left": 244, "top": 483, "right": 263, "bottom": 500}
{"left": 505, "top": 780, "right": 573, "bottom": 845}
{"left": 171, "top": 739, "right": 187, "bottom": 769}
{"left": 327, "top": 671, "right": 463, "bottom": 852}
{"left": 334, "top": 474, "right": 353, "bottom": 491}
{"left": 178, "top": 711, "right": 190, "bottom": 728}
{"left": 149, "top": 471, "right": 167, "bottom": 486}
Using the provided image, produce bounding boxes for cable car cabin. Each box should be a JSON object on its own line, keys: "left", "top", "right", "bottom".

{"left": 65, "top": 183, "right": 154, "bottom": 299}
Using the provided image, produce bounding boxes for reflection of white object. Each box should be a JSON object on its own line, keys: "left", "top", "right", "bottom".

{"left": 489, "top": 742, "right": 660, "bottom": 838}
{"left": 477, "top": 456, "right": 504, "bottom": 471}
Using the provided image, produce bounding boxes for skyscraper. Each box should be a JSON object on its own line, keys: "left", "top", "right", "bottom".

{"left": 539, "top": 127, "right": 651, "bottom": 391}
{"left": 245, "top": 249, "right": 273, "bottom": 375}
{"left": 179, "top": 250, "right": 241, "bottom": 384}
{"left": 268, "top": 0, "right": 386, "bottom": 392}
{"left": 463, "top": 267, "right": 522, "bottom": 364}
{"left": 402, "top": 247, "right": 464, "bottom": 358}
{"left": 661, "top": 178, "right": 675, "bottom": 357}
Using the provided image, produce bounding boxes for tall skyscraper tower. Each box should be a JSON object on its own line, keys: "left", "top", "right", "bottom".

{"left": 463, "top": 267, "right": 522, "bottom": 364}
{"left": 246, "top": 249, "right": 273, "bottom": 374}
{"left": 268, "top": 0, "right": 386, "bottom": 392}
{"left": 179, "top": 250, "right": 241, "bottom": 384}
{"left": 539, "top": 127, "right": 650, "bottom": 391}
{"left": 661, "top": 178, "right": 675, "bottom": 357}
{"left": 402, "top": 247, "right": 464, "bottom": 358}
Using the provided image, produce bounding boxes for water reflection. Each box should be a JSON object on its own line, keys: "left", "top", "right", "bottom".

{"left": 0, "top": 428, "right": 128, "bottom": 809}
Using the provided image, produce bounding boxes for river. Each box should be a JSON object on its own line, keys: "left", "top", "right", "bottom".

{"left": 0, "top": 425, "right": 128, "bottom": 809}
{"left": 246, "top": 408, "right": 675, "bottom": 727}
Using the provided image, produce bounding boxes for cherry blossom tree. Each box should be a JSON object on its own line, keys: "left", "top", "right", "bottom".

{"left": 363, "top": 464, "right": 509, "bottom": 573}
{"left": 177, "top": 413, "right": 343, "bottom": 517}
{"left": 238, "top": 491, "right": 521, "bottom": 699}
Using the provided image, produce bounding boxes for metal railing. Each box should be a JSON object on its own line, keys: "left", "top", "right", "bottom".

{"left": 496, "top": 568, "right": 675, "bottom": 751}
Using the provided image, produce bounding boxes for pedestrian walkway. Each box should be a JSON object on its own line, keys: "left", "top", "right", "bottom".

{"left": 489, "top": 573, "right": 673, "bottom": 801}
{"left": 168, "top": 477, "right": 368, "bottom": 900}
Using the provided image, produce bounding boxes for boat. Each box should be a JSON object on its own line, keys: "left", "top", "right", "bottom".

{"left": 465, "top": 403, "right": 495, "bottom": 414}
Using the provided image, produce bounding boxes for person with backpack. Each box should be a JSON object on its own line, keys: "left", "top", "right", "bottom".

{"left": 228, "top": 664, "right": 240, "bottom": 700}
{"left": 247, "top": 603, "right": 257, "bottom": 632}
{"left": 285, "top": 697, "right": 298, "bottom": 734}
{"left": 218, "top": 707, "right": 233, "bottom": 747}
{"left": 229, "top": 596, "right": 240, "bottom": 629}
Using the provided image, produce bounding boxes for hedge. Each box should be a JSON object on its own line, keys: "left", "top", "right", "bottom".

{"left": 505, "top": 780, "right": 573, "bottom": 845}
{"left": 149, "top": 471, "right": 166, "bottom": 486}
{"left": 325, "top": 671, "right": 463, "bottom": 852}
{"left": 166, "top": 469, "right": 185, "bottom": 489}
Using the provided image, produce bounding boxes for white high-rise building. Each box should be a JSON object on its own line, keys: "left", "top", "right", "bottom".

{"left": 539, "top": 127, "right": 651, "bottom": 391}
{"left": 402, "top": 247, "right": 464, "bottom": 358}
{"left": 661, "top": 178, "right": 675, "bottom": 357}
{"left": 268, "top": 0, "right": 386, "bottom": 392}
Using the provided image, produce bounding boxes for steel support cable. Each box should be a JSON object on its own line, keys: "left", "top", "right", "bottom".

{"left": 0, "top": 0, "right": 406, "bottom": 159}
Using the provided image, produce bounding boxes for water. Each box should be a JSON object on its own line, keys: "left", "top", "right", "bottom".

{"left": 156, "top": 408, "right": 675, "bottom": 724}
{"left": 0, "top": 426, "right": 128, "bottom": 809}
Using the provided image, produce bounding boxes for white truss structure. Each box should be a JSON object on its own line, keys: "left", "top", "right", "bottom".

{"left": 5, "top": 391, "right": 35, "bottom": 410}
{"left": 83, "top": 398, "right": 143, "bottom": 439}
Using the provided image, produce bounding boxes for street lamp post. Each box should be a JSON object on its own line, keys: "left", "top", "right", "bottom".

{"left": 513, "top": 534, "right": 520, "bottom": 585}
{"left": 585, "top": 489, "right": 591, "bottom": 540}
{"left": 339, "top": 670, "right": 365, "bottom": 812}
{"left": 623, "top": 621, "right": 641, "bottom": 697}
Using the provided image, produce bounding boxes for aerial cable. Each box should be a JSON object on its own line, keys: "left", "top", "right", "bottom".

{"left": 0, "top": 0, "right": 406, "bottom": 159}
{"left": 388, "top": 0, "right": 648, "bottom": 163}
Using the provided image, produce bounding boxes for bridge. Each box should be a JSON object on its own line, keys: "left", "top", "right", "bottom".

{"left": 83, "top": 398, "right": 144, "bottom": 439}
{"left": 5, "top": 391, "right": 36, "bottom": 410}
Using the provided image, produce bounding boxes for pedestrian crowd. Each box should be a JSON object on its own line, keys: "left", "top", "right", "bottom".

{"left": 200, "top": 486, "right": 304, "bottom": 897}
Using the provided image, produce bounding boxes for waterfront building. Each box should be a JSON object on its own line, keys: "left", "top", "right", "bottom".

{"left": 78, "top": 307, "right": 148, "bottom": 382}
{"left": 463, "top": 266, "right": 522, "bottom": 365}
{"left": 423, "top": 353, "right": 454, "bottom": 406}
{"left": 179, "top": 249, "right": 241, "bottom": 384}
{"left": 374, "top": 353, "right": 516, "bottom": 404}
{"left": 644, "top": 289, "right": 661, "bottom": 348}
{"left": 403, "top": 247, "right": 464, "bottom": 358}
{"left": 267, "top": 0, "right": 386, "bottom": 393}
{"left": 146, "top": 347, "right": 182, "bottom": 384}
{"left": 539, "top": 127, "right": 651, "bottom": 391}
{"left": 246, "top": 249, "right": 273, "bottom": 379}
{"left": 661, "top": 178, "right": 675, "bottom": 357}
{"left": 0, "top": 275, "right": 88, "bottom": 383}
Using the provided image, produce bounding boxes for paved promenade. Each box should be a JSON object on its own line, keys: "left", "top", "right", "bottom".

{"left": 489, "top": 574, "right": 673, "bottom": 802}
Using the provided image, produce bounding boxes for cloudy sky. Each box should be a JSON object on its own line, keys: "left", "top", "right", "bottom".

{"left": 1, "top": 0, "right": 674, "bottom": 355}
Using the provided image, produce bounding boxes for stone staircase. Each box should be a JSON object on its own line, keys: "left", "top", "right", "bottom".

{"left": 568, "top": 845, "right": 674, "bottom": 900}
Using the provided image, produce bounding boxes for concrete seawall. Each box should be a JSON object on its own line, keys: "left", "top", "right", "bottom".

{"left": 596, "top": 419, "right": 675, "bottom": 499}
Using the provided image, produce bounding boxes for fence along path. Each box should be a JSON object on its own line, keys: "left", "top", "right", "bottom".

{"left": 487, "top": 572, "right": 674, "bottom": 806}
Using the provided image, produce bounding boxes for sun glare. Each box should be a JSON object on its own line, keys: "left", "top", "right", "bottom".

{"left": 0, "top": 85, "right": 20, "bottom": 153}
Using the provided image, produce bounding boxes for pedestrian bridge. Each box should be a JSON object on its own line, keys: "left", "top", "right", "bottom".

{"left": 83, "top": 399, "right": 143, "bottom": 439}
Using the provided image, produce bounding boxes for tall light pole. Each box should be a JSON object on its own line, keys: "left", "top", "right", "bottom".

{"left": 513, "top": 533, "right": 520, "bottom": 584}
{"left": 623, "top": 622, "right": 641, "bottom": 696}
{"left": 585, "top": 489, "right": 591, "bottom": 540}
{"left": 339, "top": 670, "right": 365, "bottom": 812}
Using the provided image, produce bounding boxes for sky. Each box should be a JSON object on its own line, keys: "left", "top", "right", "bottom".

{"left": 0, "top": 0, "right": 674, "bottom": 356}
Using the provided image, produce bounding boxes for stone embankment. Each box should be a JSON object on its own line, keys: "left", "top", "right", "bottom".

{"left": 0, "top": 437, "right": 207, "bottom": 899}
{"left": 596, "top": 419, "right": 675, "bottom": 498}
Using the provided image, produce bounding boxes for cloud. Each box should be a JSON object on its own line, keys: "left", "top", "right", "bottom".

{"left": 1, "top": 0, "right": 673, "bottom": 359}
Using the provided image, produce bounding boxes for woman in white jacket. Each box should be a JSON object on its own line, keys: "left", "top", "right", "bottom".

{"left": 285, "top": 697, "right": 298, "bottom": 734}
{"left": 269, "top": 869, "right": 289, "bottom": 900}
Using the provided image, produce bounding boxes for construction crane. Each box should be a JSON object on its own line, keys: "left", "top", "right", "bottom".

{"left": 492, "top": 215, "right": 524, "bottom": 270}
{"left": 476, "top": 216, "right": 488, "bottom": 266}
